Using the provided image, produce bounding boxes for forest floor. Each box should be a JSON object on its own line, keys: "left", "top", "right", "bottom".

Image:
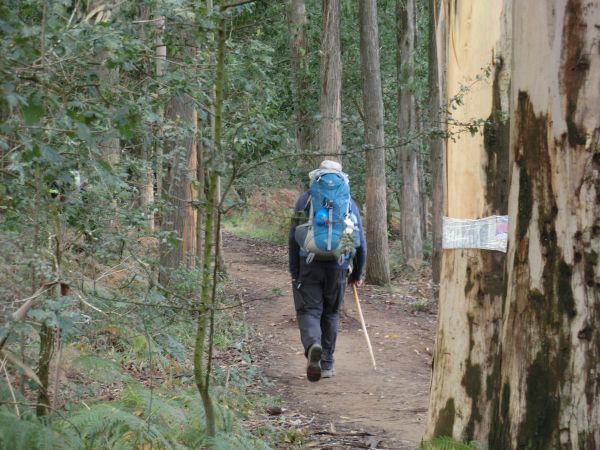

{"left": 223, "top": 233, "right": 437, "bottom": 450}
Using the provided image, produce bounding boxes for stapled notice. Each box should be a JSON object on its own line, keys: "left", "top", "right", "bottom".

{"left": 442, "top": 215, "right": 508, "bottom": 252}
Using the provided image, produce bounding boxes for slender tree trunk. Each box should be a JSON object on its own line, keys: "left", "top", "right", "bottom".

{"left": 429, "top": 0, "right": 445, "bottom": 283}
{"left": 193, "top": 3, "right": 228, "bottom": 438}
{"left": 37, "top": 205, "right": 63, "bottom": 416}
{"left": 397, "top": 0, "right": 424, "bottom": 265}
{"left": 319, "top": 0, "right": 342, "bottom": 161}
{"left": 196, "top": 122, "right": 205, "bottom": 268}
{"left": 490, "top": 2, "right": 600, "bottom": 448}
{"left": 425, "top": 0, "right": 511, "bottom": 442}
{"left": 155, "top": 16, "right": 166, "bottom": 225}
{"left": 288, "top": 0, "right": 312, "bottom": 163}
{"left": 207, "top": 0, "right": 225, "bottom": 275}
{"left": 36, "top": 322, "right": 53, "bottom": 416}
{"left": 137, "top": 4, "right": 155, "bottom": 230}
{"left": 359, "top": 0, "right": 390, "bottom": 285}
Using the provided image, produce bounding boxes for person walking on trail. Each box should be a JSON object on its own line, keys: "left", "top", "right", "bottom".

{"left": 288, "top": 160, "right": 367, "bottom": 382}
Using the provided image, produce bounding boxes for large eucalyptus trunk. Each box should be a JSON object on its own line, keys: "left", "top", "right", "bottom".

{"left": 429, "top": 0, "right": 445, "bottom": 283}
{"left": 359, "top": 0, "right": 390, "bottom": 286}
{"left": 490, "top": 1, "right": 600, "bottom": 448}
{"left": 288, "top": 0, "right": 312, "bottom": 162}
{"left": 425, "top": 0, "right": 511, "bottom": 442}
{"left": 319, "top": 0, "right": 342, "bottom": 161}
{"left": 397, "top": 0, "right": 424, "bottom": 265}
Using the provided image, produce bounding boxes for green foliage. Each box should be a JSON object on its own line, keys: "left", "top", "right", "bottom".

{"left": 223, "top": 205, "right": 292, "bottom": 245}
{"left": 421, "top": 436, "right": 484, "bottom": 450}
{"left": 0, "top": 410, "right": 81, "bottom": 450}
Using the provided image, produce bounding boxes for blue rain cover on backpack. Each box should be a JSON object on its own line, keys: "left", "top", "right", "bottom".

{"left": 310, "top": 172, "right": 349, "bottom": 252}
{"left": 294, "top": 169, "right": 358, "bottom": 263}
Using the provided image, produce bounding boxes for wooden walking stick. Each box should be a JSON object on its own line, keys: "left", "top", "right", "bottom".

{"left": 352, "top": 284, "right": 377, "bottom": 370}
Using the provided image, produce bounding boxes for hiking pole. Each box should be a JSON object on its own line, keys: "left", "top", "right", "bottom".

{"left": 352, "top": 284, "right": 377, "bottom": 371}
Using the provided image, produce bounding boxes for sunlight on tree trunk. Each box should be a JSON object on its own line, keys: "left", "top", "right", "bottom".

{"left": 319, "top": 0, "right": 342, "bottom": 162}
{"left": 359, "top": 0, "right": 390, "bottom": 286}
{"left": 425, "top": 0, "right": 511, "bottom": 442}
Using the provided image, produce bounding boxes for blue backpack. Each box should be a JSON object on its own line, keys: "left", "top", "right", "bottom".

{"left": 294, "top": 169, "right": 360, "bottom": 264}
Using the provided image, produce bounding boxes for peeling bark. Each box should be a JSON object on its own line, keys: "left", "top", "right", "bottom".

{"left": 492, "top": 1, "right": 600, "bottom": 447}
{"left": 425, "top": 0, "right": 511, "bottom": 442}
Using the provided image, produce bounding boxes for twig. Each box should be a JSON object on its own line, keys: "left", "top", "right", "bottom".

{"left": 1, "top": 350, "right": 43, "bottom": 387}
{"left": 222, "top": 0, "right": 257, "bottom": 10}
{"left": 73, "top": 292, "right": 106, "bottom": 315}
{"left": 0, "top": 281, "right": 58, "bottom": 352}
{"left": 1, "top": 358, "right": 20, "bottom": 417}
{"left": 132, "top": 18, "right": 166, "bottom": 24}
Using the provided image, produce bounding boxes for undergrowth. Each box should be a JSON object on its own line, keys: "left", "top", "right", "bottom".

{"left": 0, "top": 256, "right": 279, "bottom": 449}
{"left": 223, "top": 208, "right": 291, "bottom": 245}
{"left": 421, "top": 436, "right": 486, "bottom": 450}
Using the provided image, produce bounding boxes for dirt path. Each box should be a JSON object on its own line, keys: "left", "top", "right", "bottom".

{"left": 224, "top": 234, "right": 436, "bottom": 449}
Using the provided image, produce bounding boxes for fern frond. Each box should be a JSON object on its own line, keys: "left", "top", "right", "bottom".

{"left": 71, "top": 355, "right": 131, "bottom": 384}
{"left": 0, "top": 410, "right": 81, "bottom": 450}
{"left": 210, "top": 429, "right": 271, "bottom": 450}
{"left": 421, "top": 436, "right": 478, "bottom": 450}
{"left": 65, "top": 403, "right": 174, "bottom": 450}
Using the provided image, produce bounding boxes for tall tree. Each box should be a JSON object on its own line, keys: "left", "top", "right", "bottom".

{"left": 88, "top": 2, "right": 121, "bottom": 166}
{"left": 288, "top": 0, "right": 312, "bottom": 159}
{"left": 319, "top": 0, "right": 342, "bottom": 160}
{"left": 397, "top": 0, "right": 424, "bottom": 265}
{"left": 159, "top": 38, "right": 198, "bottom": 284}
{"left": 490, "top": 1, "right": 600, "bottom": 447}
{"left": 425, "top": 0, "right": 511, "bottom": 442}
{"left": 429, "top": 0, "right": 446, "bottom": 283}
{"left": 137, "top": 5, "right": 156, "bottom": 230}
{"left": 359, "top": 0, "right": 390, "bottom": 285}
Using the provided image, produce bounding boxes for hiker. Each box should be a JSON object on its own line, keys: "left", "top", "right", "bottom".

{"left": 288, "top": 160, "right": 367, "bottom": 382}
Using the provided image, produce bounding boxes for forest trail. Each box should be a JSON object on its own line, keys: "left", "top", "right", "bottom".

{"left": 224, "top": 234, "right": 436, "bottom": 449}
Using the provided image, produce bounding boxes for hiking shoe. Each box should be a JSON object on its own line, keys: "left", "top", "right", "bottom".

{"left": 321, "top": 367, "right": 336, "bottom": 378}
{"left": 306, "top": 344, "right": 322, "bottom": 382}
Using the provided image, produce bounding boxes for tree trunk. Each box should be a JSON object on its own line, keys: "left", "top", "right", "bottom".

{"left": 397, "top": 0, "right": 424, "bottom": 265}
{"left": 359, "top": 0, "right": 390, "bottom": 286}
{"left": 137, "top": 4, "right": 155, "bottom": 230}
{"left": 319, "top": 0, "right": 342, "bottom": 161}
{"left": 88, "top": 2, "right": 120, "bottom": 165}
{"left": 155, "top": 16, "right": 166, "bottom": 226}
{"left": 425, "top": 0, "right": 511, "bottom": 442}
{"left": 429, "top": 0, "right": 445, "bottom": 283}
{"left": 288, "top": 0, "right": 312, "bottom": 163}
{"left": 196, "top": 122, "right": 205, "bottom": 268}
{"left": 490, "top": 1, "right": 600, "bottom": 448}
{"left": 159, "top": 37, "right": 198, "bottom": 284}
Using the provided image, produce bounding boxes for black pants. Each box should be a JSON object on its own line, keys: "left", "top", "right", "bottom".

{"left": 292, "top": 261, "right": 347, "bottom": 370}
